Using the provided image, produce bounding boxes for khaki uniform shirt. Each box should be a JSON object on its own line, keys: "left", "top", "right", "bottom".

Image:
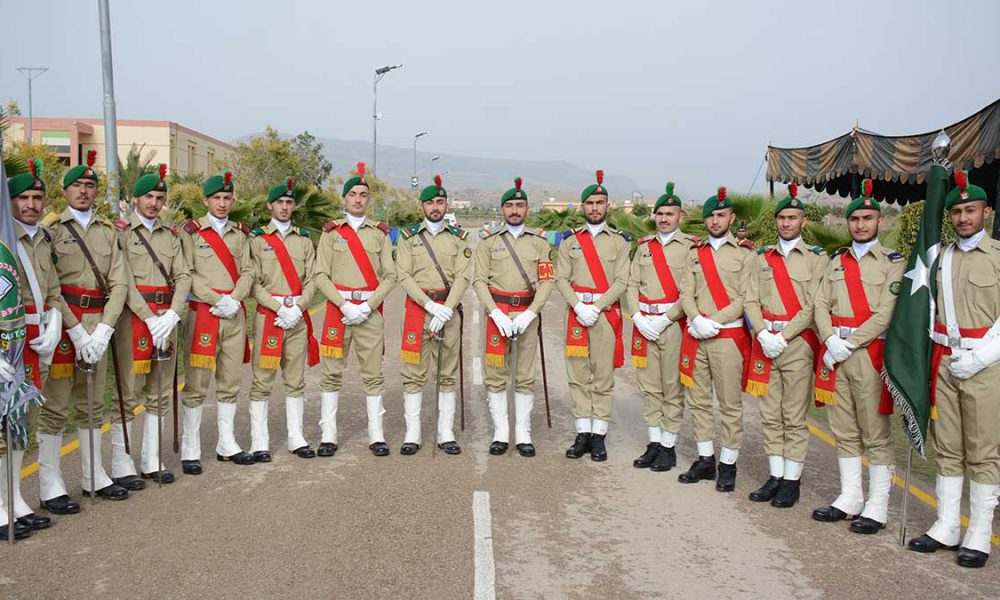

{"left": 314, "top": 218, "right": 396, "bottom": 309}
{"left": 680, "top": 234, "right": 755, "bottom": 323}
{"left": 14, "top": 222, "right": 65, "bottom": 316}
{"left": 744, "top": 239, "right": 827, "bottom": 338}
{"left": 396, "top": 222, "right": 472, "bottom": 310}
{"left": 118, "top": 214, "right": 192, "bottom": 319}
{"left": 250, "top": 224, "right": 316, "bottom": 312}
{"left": 934, "top": 233, "right": 1000, "bottom": 329}
{"left": 473, "top": 225, "right": 554, "bottom": 314}
{"left": 626, "top": 231, "right": 694, "bottom": 321}
{"left": 555, "top": 225, "right": 631, "bottom": 310}
{"left": 50, "top": 209, "right": 128, "bottom": 327}
{"left": 179, "top": 218, "right": 254, "bottom": 304}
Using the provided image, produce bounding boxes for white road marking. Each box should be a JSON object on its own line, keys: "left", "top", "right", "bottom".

{"left": 473, "top": 491, "right": 496, "bottom": 600}
{"left": 472, "top": 357, "right": 483, "bottom": 385}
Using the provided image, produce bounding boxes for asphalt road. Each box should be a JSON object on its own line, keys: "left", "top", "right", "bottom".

{"left": 1, "top": 281, "right": 997, "bottom": 598}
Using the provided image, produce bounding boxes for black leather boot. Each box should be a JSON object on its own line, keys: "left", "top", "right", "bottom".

{"left": 650, "top": 446, "right": 676, "bottom": 472}
{"left": 565, "top": 433, "right": 592, "bottom": 459}
{"left": 633, "top": 443, "right": 660, "bottom": 468}
{"left": 678, "top": 455, "right": 716, "bottom": 484}
{"left": 590, "top": 434, "right": 608, "bottom": 462}
{"left": 770, "top": 479, "right": 801, "bottom": 508}
{"left": 716, "top": 463, "right": 737, "bottom": 492}
{"left": 748, "top": 476, "right": 782, "bottom": 502}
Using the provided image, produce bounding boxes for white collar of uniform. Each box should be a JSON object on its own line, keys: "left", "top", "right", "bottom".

{"left": 346, "top": 213, "right": 365, "bottom": 231}
{"left": 586, "top": 221, "right": 605, "bottom": 237}
{"left": 852, "top": 239, "right": 877, "bottom": 259}
{"left": 68, "top": 206, "right": 92, "bottom": 229}
{"left": 708, "top": 234, "right": 728, "bottom": 250}
{"left": 425, "top": 218, "right": 446, "bottom": 236}
{"left": 506, "top": 223, "right": 525, "bottom": 239}
{"left": 138, "top": 214, "right": 157, "bottom": 232}
{"left": 208, "top": 214, "right": 229, "bottom": 236}
{"left": 270, "top": 218, "right": 292, "bottom": 237}
{"left": 778, "top": 236, "right": 801, "bottom": 257}
{"left": 657, "top": 229, "right": 677, "bottom": 246}
{"left": 957, "top": 228, "right": 985, "bottom": 253}
{"left": 15, "top": 219, "right": 39, "bottom": 239}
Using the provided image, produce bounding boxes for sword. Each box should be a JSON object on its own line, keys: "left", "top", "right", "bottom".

{"left": 536, "top": 314, "right": 552, "bottom": 428}
{"left": 109, "top": 340, "right": 130, "bottom": 454}
{"left": 458, "top": 306, "right": 465, "bottom": 432}
{"left": 898, "top": 446, "right": 913, "bottom": 546}
{"left": 432, "top": 329, "right": 445, "bottom": 460}
{"left": 152, "top": 344, "right": 173, "bottom": 490}
{"left": 172, "top": 350, "right": 179, "bottom": 454}
{"left": 78, "top": 358, "right": 97, "bottom": 505}
{"left": 507, "top": 333, "right": 518, "bottom": 455}
{"left": 5, "top": 419, "right": 14, "bottom": 545}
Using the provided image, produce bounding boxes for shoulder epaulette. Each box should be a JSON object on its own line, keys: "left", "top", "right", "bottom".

{"left": 299, "top": 227, "right": 310, "bottom": 237}
{"left": 756, "top": 245, "right": 770, "bottom": 255}
{"left": 688, "top": 235, "right": 701, "bottom": 244}
{"left": 236, "top": 222, "right": 250, "bottom": 235}
{"left": 531, "top": 227, "right": 547, "bottom": 238}
{"left": 100, "top": 218, "right": 115, "bottom": 228}
{"left": 833, "top": 246, "right": 849, "bottom": 257}
{"left": 376, "top": 221, "right": 389, "bottom": 234}
{"left": 738, "top": 239, "right": 754, "bottom": 250}
{"left": 637, "top": 235, "right": 654, "bottom": 244}
{"left": 480, "top": 223, "right": 501, "bottom": 239}
{"left": 561, "top": 229, "right": 576, "bottom": 239}
{"left": 887, "top": 251, "right": 904, "bottom": 263}
{"left": 182, "top": 219, "right": 200, "bottom": 234}
{"left": 114, "top": 218, "right": 129, "bottom": 231}
{"left": 810, "top": 245, "right": 826, "bottom": 255}
{"left": 323, "top": 220, "right": 337, "bottom": 233}
{"left": 400, "top": 224, "right": 420, "bottom": 239}
{"left": 448, "top": 225, "right": 468, "bottom": 240}
{"left": 616, "top": 229, "right": 632, "bottom": 242}
{"left": 251, "top": 227, "right": 266, "bottom": 237}
{"left": 42, "top": 227, "right": 52, "bottom": 243}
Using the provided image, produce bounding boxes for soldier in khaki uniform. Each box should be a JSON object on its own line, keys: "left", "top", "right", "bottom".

{"left": 743, "top": 183, "right": 826, "bottom": 508}
{"left": 41, "top": 151, "right": 130, "bottom": 506}
{"left": 677, "top": 187, "right": 755, "bottom": 491}
{"left": 812, "top": 179, "right": 904, "bottom": 535}
{"left": 179, "top": 172, "right": 256, "bottom": 474}
{"left": 556, "top": 170, "right": 631, "bottom": 462}
{"left": 626, "top": 182, "right": 693, "bottom": 473}
{"left": 1, "top": 162, "right": 63, "bottom": 535}
{"left": 396, "top": 175, "right": 471, "bottom": 456}
{"left": 907, "top": 171, "right": 1000, "bottom": 568}
{"left": 314, "top": 163, "right": 395, "bottom": 457}
{"left": 248, "top": 178, "right": 319, "bottom": 461}
{"left": 110, "top": 166, "right": 190, "bottom": 489}
{"left": 473, "top": 178, "right": 554, "bottom": 457}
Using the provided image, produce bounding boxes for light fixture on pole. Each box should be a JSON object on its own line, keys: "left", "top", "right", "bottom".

{"left": 15, "top": 67, "right": 49, "bottom": 142}
{"left": 372, "top": 64, "right": 402, "bottom": 179}
{"left": 429, "top": 155, "right": 441, "bottom": 175}
{"left": 412, "top": 131, "right": 429, "bottom": 189}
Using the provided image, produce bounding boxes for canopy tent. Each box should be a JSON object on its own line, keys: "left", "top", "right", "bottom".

{"left": 766, "top": 98, "right": 1000, "bottom": 208}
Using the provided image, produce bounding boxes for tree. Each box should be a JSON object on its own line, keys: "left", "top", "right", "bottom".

{"left": 228, "top": 126, "right": 332, "bottom": 195}
{"left": 631, "top": 203, "right": 650, "bottom": 218}
{"left": 116, "top": 144, "right": 156, "bottom": 206}
{"left": 4, "top": 140, "right": 68, "bottom": 213}
{"left": 4, "top": 100, "right": 22, "bottom": 117}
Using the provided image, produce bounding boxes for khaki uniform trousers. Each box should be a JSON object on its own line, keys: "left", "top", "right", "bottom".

{"left": 250, "top": 311, "right": 308, "bottom": 400}
{"left": 759, "top": 336, "right": 814, "bottom": 462}
{"left": 636, "top": 321, "right": 684, "bottom": 434}
{"left": 933, "top": 356, "right": 1000, "bottom": 485}
{"left": 484, "top": 309, "right": 539, "bottom": 395}
{"left": 685, "top": 336, "right": 744, "bottom": 448}
{"left": 39, "top": 312, "right": 110, "bottom": 432}
{"left": 566, "top": 313, "right": 617, "bottom": 421}
{"left": 183, "top": 309, "right": 247, "bottom": 407}
{"left": 320, "top": 309, "right": 385, "bottom": 396}
{"left": 827, "top": 348, "right": 893, "bottom": 465}
{"left": 401, "top": 312, "right": 461, "bottom": 394}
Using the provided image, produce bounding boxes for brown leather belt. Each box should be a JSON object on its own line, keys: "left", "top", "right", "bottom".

{"left": 490, "top": 292, "right": 535, "bottom": 307}
{"left": 423, "top": 289, "right": 449, "bottom": 302}
{"left": 140, "top": 290, "right": 174, "bottom": 304}
{"left": 62, "top": 292, "right": 108, "bottom": 309}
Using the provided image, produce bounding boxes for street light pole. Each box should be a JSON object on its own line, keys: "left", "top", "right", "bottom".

{"left": 429, "top": 155, "right": 441, "bottom": 175}
{"left": 15, "top": 67, "right": 49, "bottom": 142}
{"left": 412, "top": 131, "right": 429, "bottom": 189}
{"left": 372, "top": 64, "right": 401, "bottom": 179}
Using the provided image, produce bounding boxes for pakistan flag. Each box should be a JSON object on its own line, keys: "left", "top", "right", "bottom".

{"left": 883, "top": 163, "right": 948, "bottom": 457}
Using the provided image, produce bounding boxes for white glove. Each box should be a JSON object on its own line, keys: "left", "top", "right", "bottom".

{"left": 573, "top": 302, "right": 601, "bottom": 327}
{"left": 276, "top": 304, "right": 303, "bottom": 330}
{"left": 948, "top": 350, "right": 987, "bottom": 380}
{"left": 429, "top": 315, "right": 446, "bottom": 334}
{"left": 424, "top": 301, "right": 453, "bottom": 323}
{"left": 823, "top": 350, "right": 837, "bottom": 371}
{"left": 690, "top": 315, "right": 721, "bottom": 340}
{"left": 489, "top": 309, "right": 515, "bottom": 338}
{"left": 83, "top": 323, "right": 114, "bottom": 364}
{"left": 632, "top": 313, "right": 661, "bottom": 342}
{"left": 150, "top": 309, "right": 181, "bottom": 349}
{"left": 29, "top": 308, "right": 63, "bottom": 357}
{"left": 66, "top": 324, "right": 92, "bottom": 362}
{"left": 144, "top": 315, "right": 163, "bottom": 338}
{"left": 0, "top": 356, "right": 15, "bottom": 383}
{"left": 210, "top": 294, "right": 241, "bottom": 319}
{"left": 511, "top": 309, "right": 537, "bottom": 336}
{"left": 357, "top": 302, "right": 373, "bottom": 322}
{"left": 340, "top": 302, "right": 364, "bottom": 326}
{"left": 650, "top": 315, "right": 673, "bottom": 336}
{"left": 757, "top": 330, "right": 788, "bottom": 359}
{"left": 825, "top": 335, "right": 855, "bottom": 364}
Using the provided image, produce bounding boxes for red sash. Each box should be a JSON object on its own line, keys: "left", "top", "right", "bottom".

{"left": 564, "top": 230, "right": 623, "bottom": 368}
{"left": 131, "top": 285, "right": 170, "bottom": 375}
{"left": 679, "top": 245, "right": 750, "bottom": 388}
{"left": 23, "top": 305, "right": 44, "bottom": 388}
{"left": 813, "top": 252, "right": 891, "bottom": 414}
{"left": 257, "top": 233, "right": 319, "bottom": 369}
{"left": 188, "top": 287, "right": 250, "bottom": 370}
{"left": 484, "top": 288, "right": 532, "bottom": 368}
{"left": 632, "top": 239, "right": 680, "bottom": 368}
{"left": 51, "top": 286, "right": 104, "bottom": 379}
{"left": 196, "top": 227, "right": 239, "bottom": 284}
{"left": 745, "top": 250, "right": 822, "bottom": 397}
{"left": 401, "top": 290, "right": 446, "bottom": 365}
{"left": 321, "top": 224, "right": 381, "bottom": 359}
{"left": 929, "top": 322, "right": 989, "bottom": 421}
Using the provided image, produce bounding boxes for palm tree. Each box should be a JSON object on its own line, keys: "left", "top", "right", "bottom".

{"left": 803, "top": 222, "right": 851, "bottom": 253}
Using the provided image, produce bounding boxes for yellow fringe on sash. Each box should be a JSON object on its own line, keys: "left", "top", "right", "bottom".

{"left": 632, "top": 356, "right": 647, "bottom": 369}
{"left": 189, "top": 354, "right": 216, "bottom": 370}
{"left": 565, "top": 346, "right": 588, "bottom": 359}
{"left": 931, "top": 405, "right": 938, "bottom": 420}
{"left": 50, "top": 364, "right": 74, "bottom": 379}
{"left": 258, "top": 356, "right": 281, "bottom": 370}
{"left": 814, "top": 388, "right": 836, "bottom": 406}
{"left": 744, "top": 380, "right": 768, "bottom": 398}
{"left": 484, "top": 354, "right": 505, "bottom": 369}
{"left": 133, "top": 360, "right": 151, "bottom": 375}
{"left": 320, "top": 346, "right": 343, "bottom": 359}
{"left": 401, "top": 350, "right": 421, "bottom": 365}
{"left": 679, "top": 373, "right": 693, "bottom": 389}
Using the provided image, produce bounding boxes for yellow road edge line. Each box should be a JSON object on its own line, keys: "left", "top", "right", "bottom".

{"left": 808, "top": 422, "right": 1000, "bottom": 547}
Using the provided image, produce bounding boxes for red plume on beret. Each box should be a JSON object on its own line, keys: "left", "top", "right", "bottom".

{"left": 717, "top": 186, "right": 727, "bottom": 202}
{"left": 596, "top": 170, "right": 604, "bottom": 185}
{"left": 224, "top": 171, "right": 232, "bottom": 186}
{"left": 514, "top": 176, "right": 522, "bottom": 190}
{"left": 29, "top": 159, "right": 38, "bottom": 178}
{"left": 434, "top": 174, "right": 443, "bottom": 189}
{"left": 86, "top": 149, "right": 97, "bottom": 167}
{"left": 158, "top": 163, "right": 167, "bottom": 181}
{"left": 287, "top": 176, "right": 294, "bottom": 189}
{"left": 862, "top": 178, "right": 873, "bottom": 197}
{"left": 954, "top": 170, "right": 968, "bottom": 191}
{"left": 357, "top": 162, "right": 366, "bottom": 179}
{"left": 789, "top": 182, "right": 798, "bottom": 198}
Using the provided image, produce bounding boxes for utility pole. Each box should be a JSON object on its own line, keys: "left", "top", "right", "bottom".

{"left": 372, "top": 64, "right": 401, "bottom": 179}
{"left": 98, "top": 0, "right": 121, "bottom": 215}
{"left": 15, "top": 67, "right": 48, "bottom": 142}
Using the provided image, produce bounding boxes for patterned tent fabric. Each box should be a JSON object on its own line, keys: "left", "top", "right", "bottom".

{"left": 767, "top": 98, "right": 1000, "bottom": 205}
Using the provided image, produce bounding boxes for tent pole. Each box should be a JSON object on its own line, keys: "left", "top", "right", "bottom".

{"left": 768, "top": 180, "right": 774, "bottom": 199}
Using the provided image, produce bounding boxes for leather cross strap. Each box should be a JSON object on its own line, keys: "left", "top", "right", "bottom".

{"left": 498, "top": 232, "right": 534, "bottom": 291}
{"left": 63, "top": 220, "right": 109, "bottom": 295}
{"left": 133, "top": 226, "right": 175, "bottom": 291}
{"left": 417, "top": 230, "right": 451, "bottom": 289}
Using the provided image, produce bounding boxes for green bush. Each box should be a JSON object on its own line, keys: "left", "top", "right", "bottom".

{"left": 895, "top": 201, "right": 956, "bottom": 261}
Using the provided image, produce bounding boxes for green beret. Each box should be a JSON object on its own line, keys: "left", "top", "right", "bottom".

{"left": 773, "top": 182, "right": 806, "bottom": 215}
{"left": 341, "top": 162, "right": 369, "bottom": 197}
{"left": 62, "top": 150, "right": 99, "bottom": 188}
{"left": 845, "top": 178, "right": 881, "bottom": 217}
{"left": 268, "top": 176, "right": 297, "bottom": 203}
{"left": 701, "top": 186, "right": 732, "bottom": 218}
{"left": 653, "top": 181, "right": 681, "bottom": 212}
{"left": 420, "top": 174, "right": 447, "bottom": 202}
{"left": 8, "top": 160, "right": 45, "bottom": 197}
{"left": 133, "top": 164, "right": 168, "bottom": 198}
{"left": 500, "top": 177, "right": 527, "bottom": 205}
{"left": 945, "top": 170, "right": 988, "bottom": 209}
{"left": 203, "top": 171, "right": 234, "bottom": 197}
{"left": 581, "top": 169, "right": 608, "bottom": 202}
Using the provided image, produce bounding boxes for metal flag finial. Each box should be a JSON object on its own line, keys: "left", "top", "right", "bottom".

{"left": 931, "top": 130, "right": 952, "bottom": 169}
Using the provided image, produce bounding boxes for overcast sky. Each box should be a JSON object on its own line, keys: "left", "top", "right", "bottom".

{"left": 3, "top": 0, "right": 998, "bottom": 198}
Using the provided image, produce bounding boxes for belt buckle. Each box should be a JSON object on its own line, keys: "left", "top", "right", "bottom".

{"left": 838, "top": 326, "right": 851, "bottom": 339}
{"left": 510, "top": 295, "right": 521, "bottom": 307}
{"left": 351, "top": 291, "right": 364, "bottom": 302}
{"left": 580, "top": 292, "right": 593, "bottom": 303}
{"left": 283, "top": 296, "right": 296, "bottom": 307}
{"left": 79, "top": 295, "right": 91, "bottom": 309}
{"left": 154, "top": 291, "right": 165, "bottom": 305}
{"left": 773, "top": 322, "right": 786, "bottom": 332}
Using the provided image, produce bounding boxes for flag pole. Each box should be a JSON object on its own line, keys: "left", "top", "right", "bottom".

{"left": 898, "top": 446, "right": 913, "bottom": 546}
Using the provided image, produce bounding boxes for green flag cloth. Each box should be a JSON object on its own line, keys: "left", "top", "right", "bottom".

{"left": 883, "top": 163, "right": 948, "bottom": 457}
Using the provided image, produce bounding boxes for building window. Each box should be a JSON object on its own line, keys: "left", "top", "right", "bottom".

{"left": 187, "top": 143, "right": 196, "bottom": 174}
{"left": 206, "top": 148, "right": 215, "bottom": 173}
